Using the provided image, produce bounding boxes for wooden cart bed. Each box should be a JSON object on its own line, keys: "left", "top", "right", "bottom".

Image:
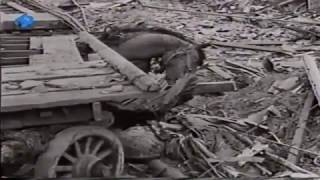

{"left": 1, "top": 34, "right": 154, "bottom": 113}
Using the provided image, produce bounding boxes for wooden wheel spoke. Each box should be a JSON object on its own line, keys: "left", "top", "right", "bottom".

{"left": 55, "top": 165, "right": 73, "bottom": 172}
{"left": 97, "top": 149, "right": 112, "bottom": 159}
{"left": 63, "top": 152, "right": 76, "bottom": 163}
{"left": 85, "top": 137, "right": 93, "bottom": 154}
{"left": 91, "top": 139, "right": 104, "bottom": 155}
{"left": 74, "top": 141, "right": 82, "bottom": 157}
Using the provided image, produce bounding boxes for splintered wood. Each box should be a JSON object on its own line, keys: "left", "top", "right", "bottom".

{"left": 303, "top": 55, "right": 320, "bottom": 106}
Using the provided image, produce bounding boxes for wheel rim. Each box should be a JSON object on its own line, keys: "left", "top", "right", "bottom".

{"left": 35, "top": 126, "right": 124, "bottom": 178}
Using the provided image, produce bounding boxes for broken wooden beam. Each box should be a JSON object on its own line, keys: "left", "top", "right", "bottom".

{"left": 287, "top": 91, "right": 315, "bottom": 164}
{"left": 225, "top": 60, "right": 265, "bottom": 77}
{"left": 193, "top": 81, "right": 237, "bottom": 94}
{"left": 303, "top": 54, "right": 320, "bottom": 106}
{"left": 210, "top": 41, "right": 292, "bottom": 55}
{"left": 79, "top": 31, "right": 160, "bottom": 92}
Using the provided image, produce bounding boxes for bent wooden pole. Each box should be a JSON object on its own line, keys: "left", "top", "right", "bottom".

{"left": 79, "top": 31, "right": 160, "bottom": 92}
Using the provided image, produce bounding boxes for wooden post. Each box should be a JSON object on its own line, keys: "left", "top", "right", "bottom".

{"left": 79, "top": 31, "right": 160, "bottom": 92}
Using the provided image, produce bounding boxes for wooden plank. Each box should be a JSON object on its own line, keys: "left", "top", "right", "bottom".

{"left": 0, "top": 57, "right": 28, "bottom": 66}
{"left": 287, "top": 92, "right": 314, "bottom": 164}
{"left": 2, "top": 66, "right": 115, "bottom": 83}
{"left": 225, "top": 60, "right": 265, "bottom": 77}
{"left": 79, "top": 31, "right": 160, "bottom": 92}
{"left": 0, "top": 39, "right": 29, "bottom": 44}
{"left": 1, "top": 105, "right": 92, "bottom": 130}
{"left": 235, "top": 40, "right": 285, "bottom": 46}
{"left": 193, "top": 81, "right": 237, "bottom": 94}
{"left": 0, "top": 43, "right": 29, "bottom": 50}
{"left": 1, "top": 49, "right": 41, "bottom": 58}
{"left": 1, "top": 86, "right": 153, "bottom": 112}
{"left": 6, "top": 2, "right": 36, "bottom": 14}
{"left": 39, "top": 35, "right": 83, "bottom": 64}
{"left": 30, "top": 36, "right": 42, "bottom": 50}
{"left": 308, "top": 0, "right": 320, "bottom": 10}
{"left": 2, "top": 60, "right": 107, "bottom": 73}
{"left": 2, "top": 75, "right": 130, "bottom": 96}
{"left": 303, "top": 54, "right": 320, "bottom": 106}
{"left": 0, "top": 13, "right": 66, "bottom": 31}
{"left": 0, "top": 36, "right": 29, "bottom": 40}
{"left": 210, "top": 41, "right": 291, "bottom": 55}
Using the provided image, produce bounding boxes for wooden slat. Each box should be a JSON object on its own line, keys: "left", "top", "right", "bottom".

{"left": 0, "top": 39, "right": 29, "bottom": 44}
{"left": 2, "top": 60, "right": 107, "bottom": 73}
{"left": 40, "top": 35, "right": 83, "bottom": 64}
{"left": 2, "top": 75, "right": 129, "bottom": 96}
{"left": 30, "top": 36, "right": 42, "bottom": 50}
{"left": 2, "top": 66, "right": 115, "bottom": 83}
{"left": 1, "top": 49, "right": 41, "bottom": 58}
{"left": 0, "top": 43, "right": 29, "bottom": 50}
{"left": 193, "top": 81, "right": 237, "bottom": 94}
{"left": 1, "top": 105, "right": 92, "bottom": 130}
{"left": 6, "top": 2, "right": 36, "bottom": 14}
{"left": 0, "top": 57, "right": 28, "bottom": 66}
{"left": 1, "top": 86, "right": 153, "bottom": 112}
{"left": 30, "top": 35, "right": 83, "bottom": 65}
{"left": 0, "top": 13, "right": 66, "bottom": 31}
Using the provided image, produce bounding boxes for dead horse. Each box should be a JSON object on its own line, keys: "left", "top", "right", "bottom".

{"left": 99, "top": 26, "right": 210, "bottom": 84}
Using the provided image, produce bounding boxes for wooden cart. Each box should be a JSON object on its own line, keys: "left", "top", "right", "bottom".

{"left": 0, "top": 1, "right": 160, "bottom": 178}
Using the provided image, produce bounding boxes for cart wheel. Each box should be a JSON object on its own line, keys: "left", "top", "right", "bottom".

{"left": 35, "top": 126, "right": 124, "bottom": 178}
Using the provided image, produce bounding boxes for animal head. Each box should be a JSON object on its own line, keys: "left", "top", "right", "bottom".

{"left": 162, "top": 46, "right": 205, "bottom": 85}
{"left": 97, "top": 25, "right": 123, "bottom": 46}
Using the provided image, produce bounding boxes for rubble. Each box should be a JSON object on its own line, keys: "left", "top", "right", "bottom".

{"left": 1, "top": 0, "right": 320, "bottom": 178}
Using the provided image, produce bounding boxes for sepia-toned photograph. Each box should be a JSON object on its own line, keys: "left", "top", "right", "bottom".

{"left": 0, "top": 0, "right": 319, "bottom": 179}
